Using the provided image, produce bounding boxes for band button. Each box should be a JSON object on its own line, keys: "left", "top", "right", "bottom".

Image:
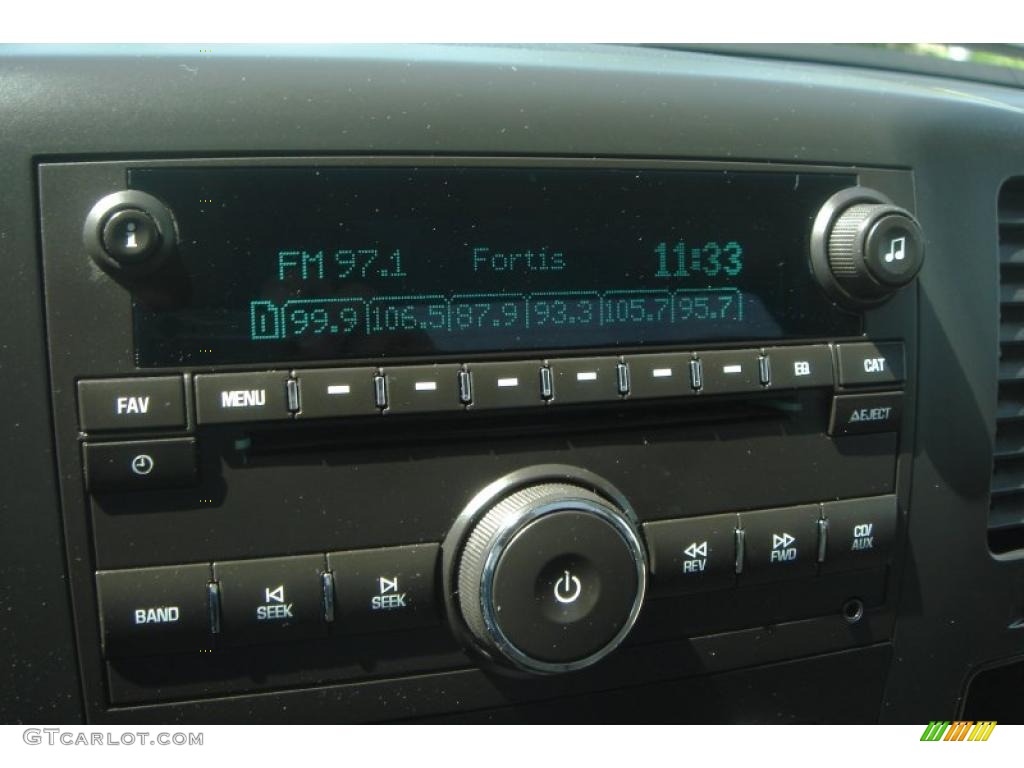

{"left": 96, "top": 563, "right": 212, "bottom": 658}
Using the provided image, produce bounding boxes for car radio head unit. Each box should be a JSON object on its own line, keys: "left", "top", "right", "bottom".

{"left": 122, "top": 166, "right": 868, "bottom": 366}
{"left": 39, "top": 156, "right": 920, "bottom": 718}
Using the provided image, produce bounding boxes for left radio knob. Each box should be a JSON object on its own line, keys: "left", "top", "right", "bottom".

{"left": 83, "top": 191, "right": 178, "bottom": 274}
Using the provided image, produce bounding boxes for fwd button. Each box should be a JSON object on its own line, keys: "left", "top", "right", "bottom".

{"left": 738, "top": 505, "right": 821, "bottom": 584}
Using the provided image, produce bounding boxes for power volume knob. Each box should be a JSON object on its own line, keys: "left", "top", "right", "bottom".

{"left": 450, "top": 477, "right": 647, "bottom": 675}
{"left": 811, "top": 188, "right": 925, "bottom": 305}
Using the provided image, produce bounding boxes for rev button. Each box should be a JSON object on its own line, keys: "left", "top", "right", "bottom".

{"left": 644, "top": 513, "right": 738, "bottom": 596}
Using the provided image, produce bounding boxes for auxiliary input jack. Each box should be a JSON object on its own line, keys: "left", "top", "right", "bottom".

{"left": 842, "top": 598, "right": 865, "bottom": 624}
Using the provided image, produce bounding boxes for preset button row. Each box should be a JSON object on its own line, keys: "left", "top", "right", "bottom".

{"left": 76, "top": 342, "right": 905, "bottom": 430}
{"left": 644, "top": 495, "right": 898, "bottom": 598}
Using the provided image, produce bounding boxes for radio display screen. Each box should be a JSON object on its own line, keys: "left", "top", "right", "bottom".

{"left": 129, "top": 165, "right": 860, "bottom": 366}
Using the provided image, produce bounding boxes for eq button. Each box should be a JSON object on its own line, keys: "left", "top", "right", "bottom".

{"left": 765, "top": 345, "right": 835, "bottom": 389}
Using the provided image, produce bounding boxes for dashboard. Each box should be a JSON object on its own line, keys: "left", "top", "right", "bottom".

{"left": 2, "top": 43, "right": 1023, "bottom": 724}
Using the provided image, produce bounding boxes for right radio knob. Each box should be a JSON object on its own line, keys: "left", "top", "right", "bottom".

{"left": 811, "top": 187, "right": 925, "bottom": 305}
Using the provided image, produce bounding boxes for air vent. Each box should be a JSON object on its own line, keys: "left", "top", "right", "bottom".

{"left": 991, "top": 177, "right": 1024, "bottom": 551}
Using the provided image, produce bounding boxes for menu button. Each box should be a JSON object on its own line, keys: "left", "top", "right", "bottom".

{"left": 195, "top": 372, "right": 291, "bottom": 424}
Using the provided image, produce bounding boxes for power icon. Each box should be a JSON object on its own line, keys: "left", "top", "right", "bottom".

{"left": 130, "top": 454, "right": 155, "bottom": 476}
{"left": 553, "top": 570, "right": 582, "bottom": 604}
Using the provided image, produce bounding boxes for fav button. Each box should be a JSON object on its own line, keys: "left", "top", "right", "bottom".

{"left": 213, "top": 555, "right": 328, "bottom": 646}
{"left": 77, "top": 376, "right": 186, "bottom": 433}
{"left": 643, "top": 513, "right": 738, "bottom": 596}
{"left": 327, "top": 544, "right": 440, "bottom": 634}
{"left": 738, "top": 505, "right": 821, "bottom": 583}
{"left": 84, "top": 438, "right": 198, "bottom": 493}
{"left": 194, "top": 371, "right": 292, "bottom": 424}
{"left": 96, "top": 563, "right": 212, "bottom": 658}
